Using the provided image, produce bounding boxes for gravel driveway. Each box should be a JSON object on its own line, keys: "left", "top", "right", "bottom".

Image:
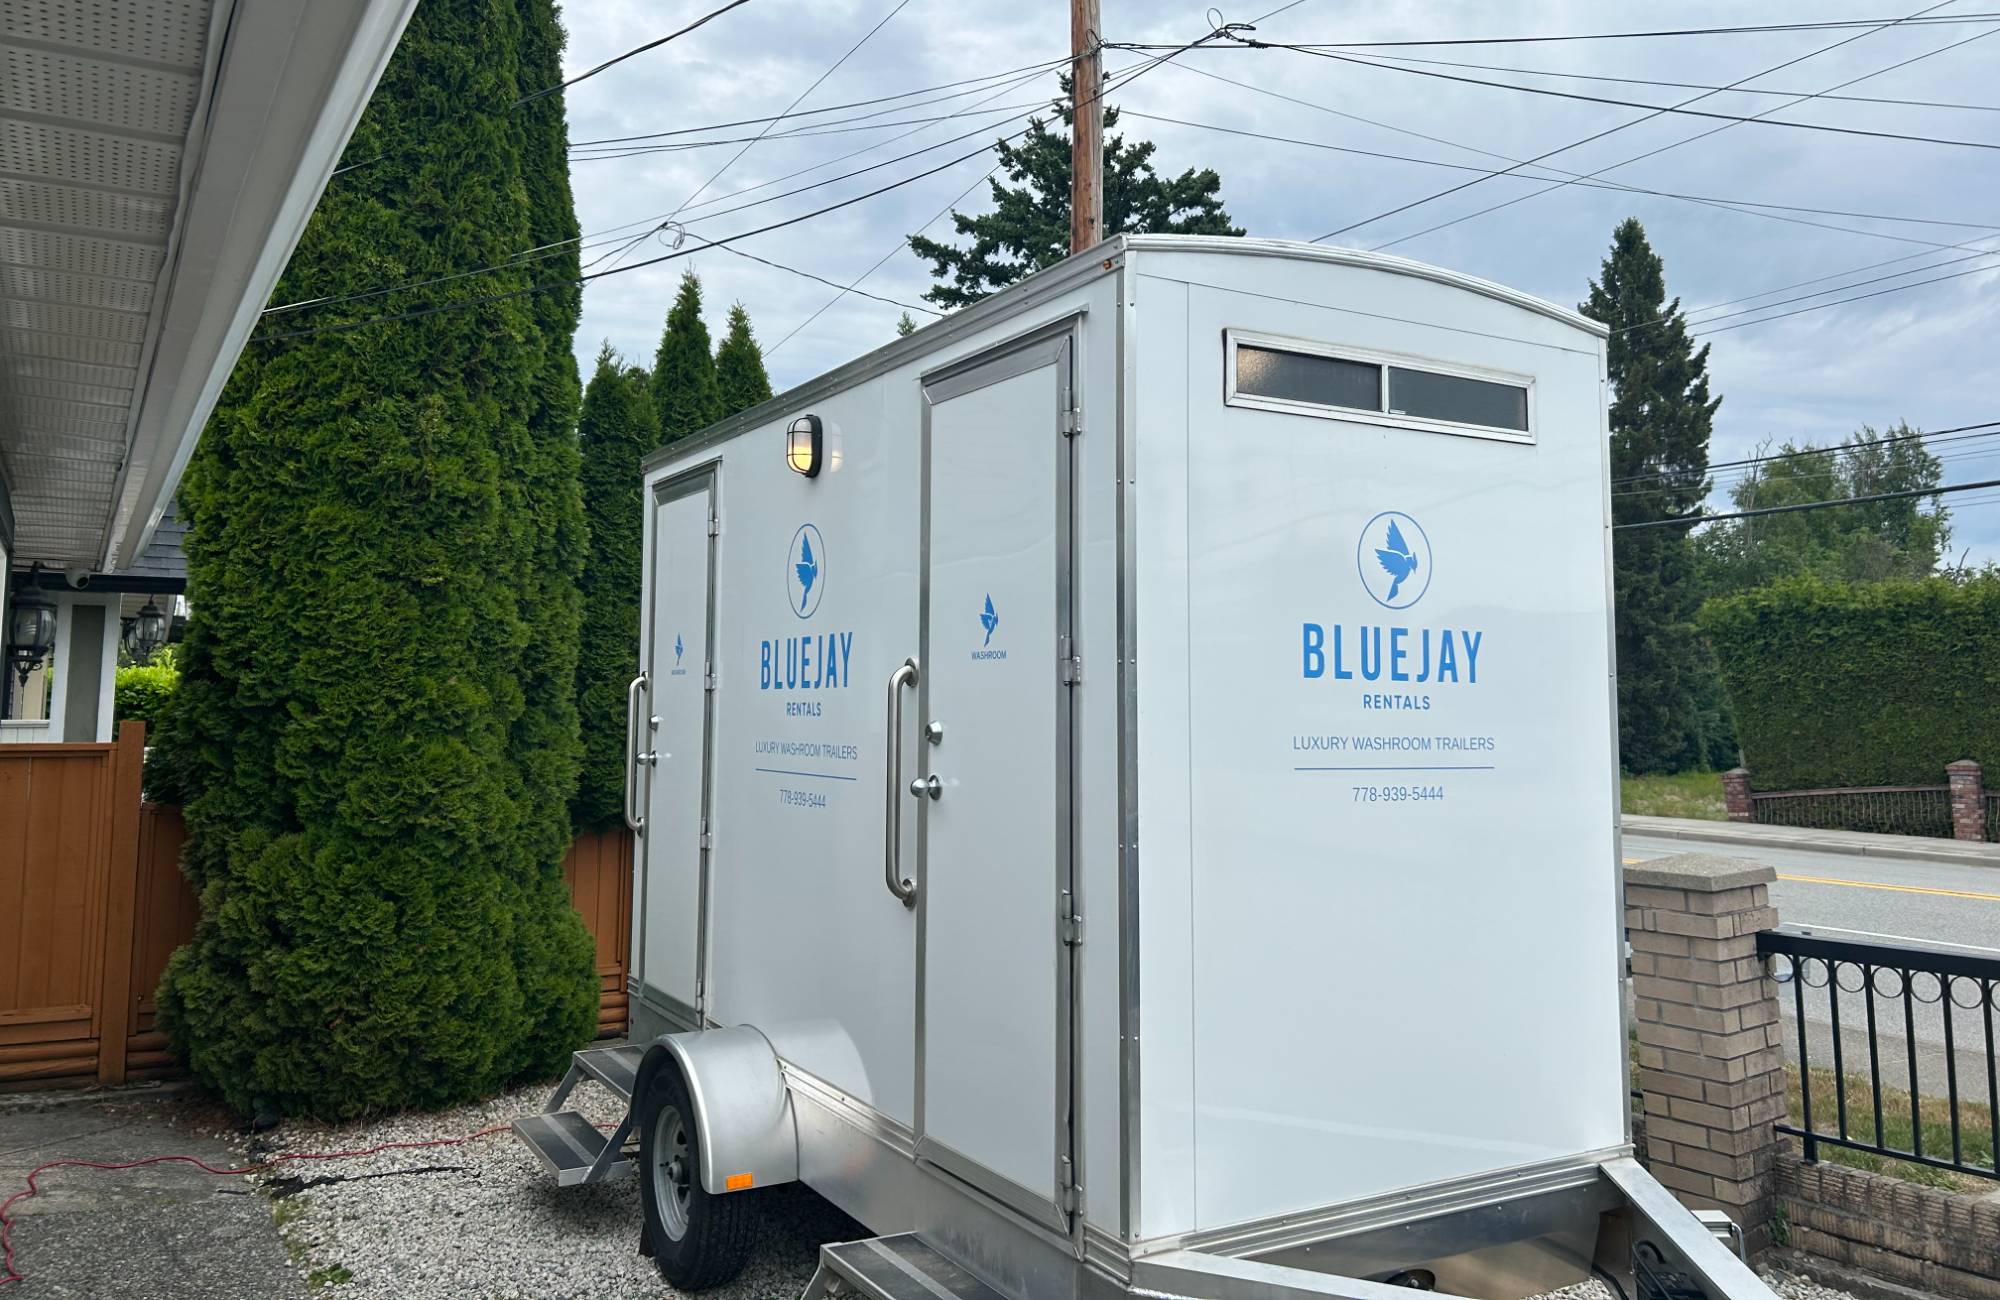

{"left": 245, "top": 1078, "right": 860, "bottom": 1300}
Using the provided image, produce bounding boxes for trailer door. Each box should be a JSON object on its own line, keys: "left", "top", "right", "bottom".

{"left": 915, "top": 330, "right": 1076, "bottom": 1234}
{"left": 638, "top": 471, "right": 717, "bottom": 1025}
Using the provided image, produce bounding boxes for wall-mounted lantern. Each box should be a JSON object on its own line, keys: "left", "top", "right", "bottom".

{"left": 6, "top": 585, "right": 57, "bottom": 687}
{"left": 787, "top": 414, "right": 824, "bottom": 478}
{"left": 124, "top": 598, "right": 170, "bottom": 663}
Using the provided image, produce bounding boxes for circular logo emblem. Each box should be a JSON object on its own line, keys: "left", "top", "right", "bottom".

{"left": 787, "top": 522, "right": 825, "bottom": 620}
{"left": 1356, "top": 511, "right": 1432, "bottom": 610}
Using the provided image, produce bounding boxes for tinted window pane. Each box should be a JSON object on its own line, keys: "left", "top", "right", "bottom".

{"left": 1236, "top": 345, "right": 1379, "bottom": 412}
{"left": 1387, "top": 367, "right": 1528, "bottom": 432}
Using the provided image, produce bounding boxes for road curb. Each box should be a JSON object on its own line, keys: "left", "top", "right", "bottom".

{"left": 1621, "top": 816, "right": 2000, "bottom": 870}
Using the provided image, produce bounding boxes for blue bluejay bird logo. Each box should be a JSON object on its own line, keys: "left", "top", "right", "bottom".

{"left": 980, "top": 594, "right": 999, "bottom": 646}
{"left": 674, "top": 634, "right": 684, "bottom": 667}
{"left": 786, "top": 523, "right": 825, "bottom": 619}
{"left": 1356, "top": 511, "right": 1432, "bottom": 609}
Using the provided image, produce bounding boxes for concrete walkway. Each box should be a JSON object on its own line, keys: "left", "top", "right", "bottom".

{"left": 1623, "top": 814, "right": 2000, "bottom": 869}
{"left": 0, "top": 1089, "right": 303, "bottom": 1298}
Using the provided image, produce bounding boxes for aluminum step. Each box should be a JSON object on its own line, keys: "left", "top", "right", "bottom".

{"left": 512, "top": 1110, "right": 633, "bottom": 1187}
{"left": 804, "top": 1234, "right": 1010, "bottom": 1300}
{"left": 573, "top": 1043, "right": 645, "bottom": 1102}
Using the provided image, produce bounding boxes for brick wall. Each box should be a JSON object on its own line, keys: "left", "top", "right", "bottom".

{"left": 1778, "top": 1150, "right": 2000, "bottom": 1300}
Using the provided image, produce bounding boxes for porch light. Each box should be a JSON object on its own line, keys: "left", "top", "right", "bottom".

{"left": 126, "top": 598, "right": 170, "bottom": 663}
{"left": 786, "top": 414, "right": 823, "bottom": 478}
{"left": 6, "top": 586, "right": 57, "bottom": 687}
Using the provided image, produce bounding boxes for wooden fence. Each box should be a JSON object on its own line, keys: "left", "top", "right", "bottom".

{"left": 1, "top": 722, "right": 634, "bottom": 1089}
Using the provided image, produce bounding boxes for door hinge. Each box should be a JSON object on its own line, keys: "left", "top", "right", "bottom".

{"left": 1060, "top": 406, "right": 1081, "bottom": 437}
{"left": 1060, "top": 1159, "right": 1080, "bottom": 1211}
{"left": 1060, "top": 889, "right": 1083, "bottom": 946}
{"left": 699, "top": 820, "right": 713, "bottom": 851}
{"left": 707, "top": 514, "right": 720, "bottom": 536}
{"left": 1058, "top": 636, "right": 1082, "bottom": 685}
{"left": 704, "top": 667, "right": 717, "bottom": 691}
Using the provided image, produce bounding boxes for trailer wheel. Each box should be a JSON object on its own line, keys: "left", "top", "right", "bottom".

{"left": 638, "top": 1063, "right": 755, "bottom": 1290}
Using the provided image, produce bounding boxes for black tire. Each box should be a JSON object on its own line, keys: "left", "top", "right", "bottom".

{"left": 637, "top": 1061, "right": 756, "bottom": 1291}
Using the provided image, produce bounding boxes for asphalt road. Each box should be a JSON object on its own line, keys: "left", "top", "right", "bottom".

{"left": 1624, "top": 833, "right": 2000, "bottom": 1115}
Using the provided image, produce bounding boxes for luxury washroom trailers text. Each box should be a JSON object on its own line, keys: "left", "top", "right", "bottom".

{"left": 547, "top": 236, "right": 1774, "bottom": 1300}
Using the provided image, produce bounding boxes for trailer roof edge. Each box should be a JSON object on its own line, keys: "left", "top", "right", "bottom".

{"left": 1120, "top": 235, "right": 1609, "bottom": 339}
{"left": 640, "top": 236, "right": 1604, "bottom": 475}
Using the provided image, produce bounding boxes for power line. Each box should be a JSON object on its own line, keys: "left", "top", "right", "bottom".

{"left": 516, "top": 0, "right": 755, "bottom": 106}
{"left": 1630, "top": 250, "right": 2000, "bottom": 335}
{"left": 1350, "top": 49, "right": 2000, "bottom": 114}
{"left": 1114, "top": 14, "right": 2000, "bottom": 50}
{"left": 705, "top": 240, "right": 940, "bottom": 315}
{"left": 249, "top": 122, "right": 1048, "bottom": 345}
{"left": 1294, "top": 3, "right": 1965, "bottom": 246}
{"left": 1609, "top": 420, "right": 2000, "bottom": 488}
{"left": 1278, "top": 43, "right": 2000, "bottom": 155}
{"left": 567, "top": 99, "right": 1047, "bottom": 161}
{"left": 1689, "top": 258, "right": 2000, "bottom": 335}
{"left": 1612, "top": 431, "right": 2000, "bottom": 500}
{"left": 565, "top": 56, "right": 1074, "bottom": 149}
{"left": 1616, "top": 477, "right": 2000, "bottom": 530}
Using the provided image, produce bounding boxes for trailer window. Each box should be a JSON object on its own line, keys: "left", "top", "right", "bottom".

{"left": 1226, "top": 332, "right": 1534, "bottom": 443}
{"left": 1387, "top": 366, "right": 1529, "bottom": 433}
{"left": 1234, "top": 344, "right": 1379, "bottom": 413}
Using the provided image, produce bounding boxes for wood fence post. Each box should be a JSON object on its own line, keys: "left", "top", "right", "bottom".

{"left": 96, "top": 720, "right": 147, "bottom": 1085}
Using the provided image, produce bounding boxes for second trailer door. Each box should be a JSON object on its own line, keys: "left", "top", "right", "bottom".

{"left": 915, "top": 329, "right": 1077, "bottom": 1234}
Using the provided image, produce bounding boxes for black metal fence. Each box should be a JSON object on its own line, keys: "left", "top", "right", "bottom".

{"left": 1749, "top": 785, "right": 1954, "bottom": 839}
{"left": 1759, "top": 926, "right": 1999, "bottom": 1181}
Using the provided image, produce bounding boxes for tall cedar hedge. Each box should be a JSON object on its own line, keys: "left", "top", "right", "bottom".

{"left": 572, "top": 347, "right": 657, "bottom": 831}
{"left": 1699, "top": 576, "right": 2000, "bottom": 789}
{"left": 715, "top": 303, "right": 772, "bottom": 416}
{"left": 155, "top": 0, "right": 596, "bottom": 1118}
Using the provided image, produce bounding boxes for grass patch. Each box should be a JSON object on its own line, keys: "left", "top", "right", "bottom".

{"left": 1785, "top": 1063, "right": 1996, "bottom": 1192}
{"left": 307, "top": 1264, "right": 353, "bottom": 1288}
{"left": 1621, "top": 770, "right": 1726, "bottom": 821}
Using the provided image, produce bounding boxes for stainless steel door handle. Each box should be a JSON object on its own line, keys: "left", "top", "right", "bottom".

{"left": 883, "top": 658, "right": 920, "bottom": 908}
{"left": 909, "top": 774, "right": 942, "bottom": 800}
{"left": 623, "top": 672, "right": 649, "bottom": 833}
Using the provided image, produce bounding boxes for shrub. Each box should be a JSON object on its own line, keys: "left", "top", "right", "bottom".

{"left": 1699, "top": 575, "right": 2000, "bottom": 789}
{"left": 154, "top": 0, "right": 595, "bottom": 1119}
{"left": 115, "top": 661, "right": 180, "bottom": 729}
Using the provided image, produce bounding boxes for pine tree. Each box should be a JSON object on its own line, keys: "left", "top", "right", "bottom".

{"left": 895, "top": 311, "right": 918, "bottom": 337}
{"left": 714, "top": 302, "right": 773, "bottom": 416}
{"left": 572, "top": 345, "right": 657, "bottom": 832}
{"left": 909, "top": 78, "right": 1241, "bottom": 308}
{"left": 155, "top": 0, "right": 595, "bottom": 1118}
{"left": 1580, "top": 218, "right": 1725, "bottom": 773}
{"left": 652, "top": 269, "right": 723, "bottom": 442}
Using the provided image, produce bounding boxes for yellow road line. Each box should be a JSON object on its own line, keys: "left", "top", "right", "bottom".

{"left": 1623, "top": 859, "right": 2000, "bottom": 902}
{"left": 1773, "top": 872, "right": 2000, "bottom": 903}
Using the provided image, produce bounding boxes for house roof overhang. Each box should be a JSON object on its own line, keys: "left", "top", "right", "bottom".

{"left": 0, "top": 0, "right": 419, "bottom": 574}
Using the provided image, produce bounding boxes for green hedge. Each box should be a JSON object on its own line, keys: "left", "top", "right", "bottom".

{"left": 1699, "top": 575, "right": 2000, "bottom": 790}
{"left": 115, "top": 661, "right": 180, "bottom": 729}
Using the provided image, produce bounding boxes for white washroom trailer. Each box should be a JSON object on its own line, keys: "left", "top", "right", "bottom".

{"left": 514, "top": 236, "right": 1776, "bottom": 1300}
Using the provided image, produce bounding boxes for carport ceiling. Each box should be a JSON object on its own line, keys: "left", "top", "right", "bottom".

{"left": 1, "top": 0, "right": 213, "bottom": 569}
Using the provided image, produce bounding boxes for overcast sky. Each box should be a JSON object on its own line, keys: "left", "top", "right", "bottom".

{"left": 553, "top": 1, "right": 2000, "bottom": 561}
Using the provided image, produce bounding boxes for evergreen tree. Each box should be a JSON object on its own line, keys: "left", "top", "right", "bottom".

{"left": 652, "top": 269, "right": 723, "bottom": 441}
{"left": 1580, "top": 218, "right": 1725, "bottom": 773}
{"left": 895, "top": 311, "right": 919, "bottom": 337}
{"left": 714, "top": 302, "right": 773, "bottom": 416}
{"left": 507, "top": 0, "right": 598, "bottom": 1073}
{"left": 909, "top": 78, "right": 1242, "bottom": 308}
{"left": 155, "top": 0, "right": 595, "bottom": 1118}
{"left": 572, "top": 345, "right": 657, "bottom": 832}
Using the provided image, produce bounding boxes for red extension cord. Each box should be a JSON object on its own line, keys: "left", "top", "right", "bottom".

{"left": 0, "top": 1122, "right": 514, "bottom": 1287}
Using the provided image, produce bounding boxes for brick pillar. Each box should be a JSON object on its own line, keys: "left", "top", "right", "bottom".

{"left": 1720, "top": 768, "right": 1753, "bottom": 823}
{"left": 1626, "top": 853, "right": 1785, "bottom": 1249}
{"left": 1946, "top": 759, "right": 1985, "bottom": 842}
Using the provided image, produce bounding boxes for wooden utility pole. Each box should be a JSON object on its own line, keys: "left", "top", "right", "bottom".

{"left": 1069, "top": 0, "right": 1103, "bottom": 254}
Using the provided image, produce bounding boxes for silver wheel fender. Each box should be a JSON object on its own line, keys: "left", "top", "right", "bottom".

{"left": 639, "top": 1025, "right": 798, "bottom": 1195}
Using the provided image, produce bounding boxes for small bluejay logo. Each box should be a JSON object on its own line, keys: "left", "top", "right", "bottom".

{"left": 786, "top": 523, "right": 825, "bottom": 619}
{"left": 1356, "top": 512, "right": 1432, "bottom": 610}
{"left": 674, "top": 634, "right": 684, "bottom": 667}
{"left": 979, "top": 594, "right": 999, "bottom": 646}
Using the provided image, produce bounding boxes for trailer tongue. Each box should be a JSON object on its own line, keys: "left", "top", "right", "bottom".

{"left": 515, "top": 236, "right": 1777, "bottom": 1300}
